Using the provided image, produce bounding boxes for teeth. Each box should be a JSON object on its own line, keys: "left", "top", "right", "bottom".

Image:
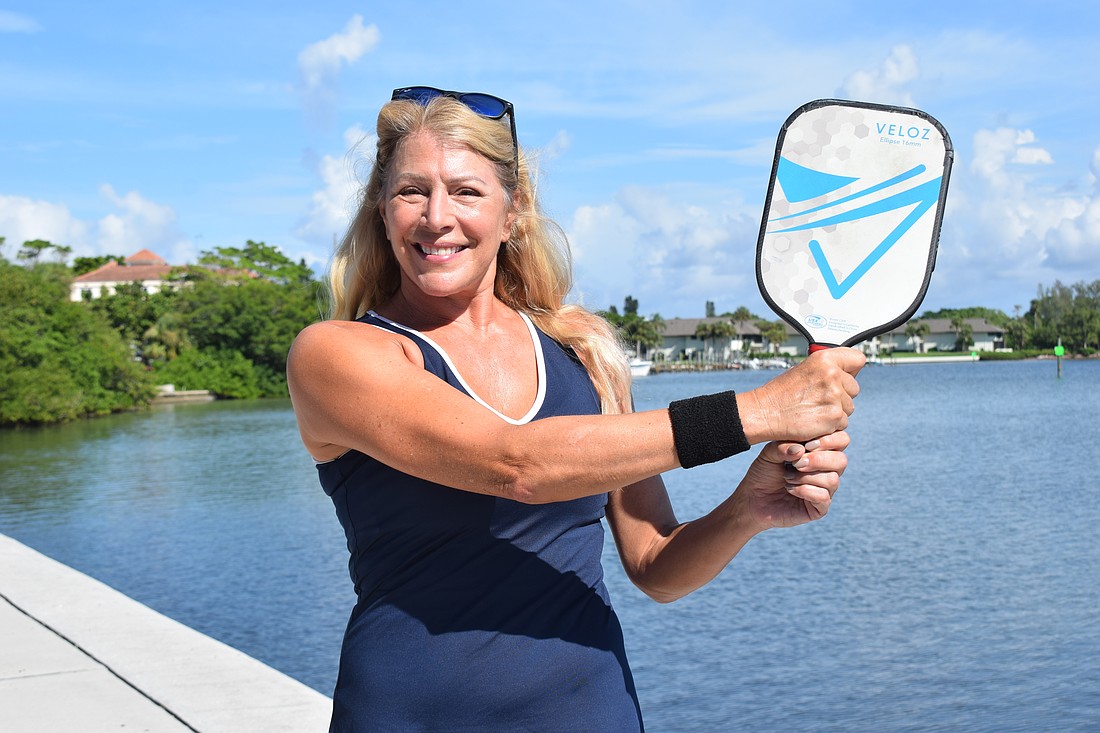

{"left": 418, "top": 244, "right": 463, "bottom": 256}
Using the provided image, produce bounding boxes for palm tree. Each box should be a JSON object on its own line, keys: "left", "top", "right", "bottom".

{"left": 905, "top": 320, "right": 931, "bottom": 353}
{"left": 694, "top": 320, "right": 733, "bottom": 363}
{"left": 950, "top": 315, "right": 974, "bottom": 352}
{"left": 621, "top": 315, "right": 662, "bottom": 359}
{"left": 730, "top": 306, "right": 753, "bottom": 355}
{"left": 756, "top": 320, "right": 788, "bottom": 356}
{"left": 141, "top": 312, "right": 189, "bottom": 365}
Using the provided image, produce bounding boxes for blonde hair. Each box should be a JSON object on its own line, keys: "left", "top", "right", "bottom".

{"left": 327, "top": 96, "right": 631, "bottom": 414}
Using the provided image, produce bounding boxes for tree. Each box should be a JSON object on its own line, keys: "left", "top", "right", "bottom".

{"left": 174, "top": 276, "right": 323, "bottom": 395}
{"left": 694, "top": 319, "right": 733, "bottom": 362}
{"left": 198, "top": 240, "right": 314, "bottom": 285}
{"left": 920, "top": 305, "right": 1010, "bottom": 327}
{"left": 153, "top": 347, "right": 261, "bottom": 399}
{"left": 729, "top": 306, "right": 754, "bottom": 354}
{"left": 905, "top": 320, "right": 931, "bottom": 353}
{"left": 756, "top": 319, "right": 788, "bottom": 355}
{"left": 73, "top": 254, "right": 125, "bottom": 276}
{"left": 599, "top": 298, "right": 664, "bottom": 359}
{"left": 16, "top": 239, "right": 58, "bottom": 267}
{"left": 0, "top": 260, "right": 154, "bottom": 425}
{"left": 89, "top": 281, "right": 176, "bottom": 346}
{"left": 141, "top": 311, "right": 190, "bottom": 365}
{"left": 950, "top": 315, "right": 974, "bottom": 351}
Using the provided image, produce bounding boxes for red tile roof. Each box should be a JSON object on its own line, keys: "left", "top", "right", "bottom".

{"left": 72, "top": 250, "right": 173, "bottom": 284}
{"left": 125, "top": 249, "right": 166, "bottom": 266}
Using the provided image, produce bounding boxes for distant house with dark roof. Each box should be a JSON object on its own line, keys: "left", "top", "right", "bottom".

{"left": 656, "top": 315, "right": 1008, "bottom": 358}
{"left": 69, "top": 250, "right": 180, "bottom": 301}
{"left": 656, "top": 317, "right": 764, "bottom": 361}
{"left": 773, "top": 317, "right": 1007, "bottom": 356}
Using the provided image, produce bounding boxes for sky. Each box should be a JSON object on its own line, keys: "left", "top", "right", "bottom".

{"left": 3, "top": 1, "right": 1099, "bottom": 319}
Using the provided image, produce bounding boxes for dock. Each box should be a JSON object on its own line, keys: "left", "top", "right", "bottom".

{"left": 0, "top": 533, "right": 331, "bottom": 732}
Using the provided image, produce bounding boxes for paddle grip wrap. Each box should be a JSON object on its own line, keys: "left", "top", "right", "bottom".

{"left": 668, "top": 390, "right": 751, "bottom": 468}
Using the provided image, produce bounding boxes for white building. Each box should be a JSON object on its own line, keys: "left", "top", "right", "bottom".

{"left": 69, "top": 250, "right": 179, "bottom": 301}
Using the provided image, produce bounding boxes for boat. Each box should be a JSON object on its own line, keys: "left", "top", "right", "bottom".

{"left": 629, "top": 358, "right": 653, "bottom": 377}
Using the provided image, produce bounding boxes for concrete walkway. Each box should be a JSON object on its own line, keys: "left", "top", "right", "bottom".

{"left": 0, "top": 533, "right": 332, "bottom": 732}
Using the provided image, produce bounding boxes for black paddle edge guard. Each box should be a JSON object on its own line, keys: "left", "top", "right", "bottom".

{"left": 754, "top": 98, "right": 955, "bottom": 349}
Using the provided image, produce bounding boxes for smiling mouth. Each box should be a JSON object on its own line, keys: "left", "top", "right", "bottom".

{"left": 415, "top": 244, "right": 467, "bottom": 256}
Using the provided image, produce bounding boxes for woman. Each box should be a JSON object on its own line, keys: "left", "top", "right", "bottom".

{"left": 287, "top": 86, "right": 865, "bottom": 731}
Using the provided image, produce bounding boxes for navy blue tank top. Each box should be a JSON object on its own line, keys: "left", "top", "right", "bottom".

{"left": 319, "top": 311, "right": 643, "bottom": 732}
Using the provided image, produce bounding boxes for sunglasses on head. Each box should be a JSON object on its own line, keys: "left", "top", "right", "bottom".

{"left": 390, "top": 86, "right": 518, "bottom": 171}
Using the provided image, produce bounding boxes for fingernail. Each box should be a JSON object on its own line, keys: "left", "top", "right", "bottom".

{"left": 804, "top": 440, "right": 821, "bottom": 451}
{"left": 792, "top": 457, "right": 809, "bottom": 469}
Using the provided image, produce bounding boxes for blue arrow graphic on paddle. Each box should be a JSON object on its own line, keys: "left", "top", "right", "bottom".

{"left": 769, "top": 159, "right": 943, "bottom": 299}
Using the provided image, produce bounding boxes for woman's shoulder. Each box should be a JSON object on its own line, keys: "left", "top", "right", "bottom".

{"left": 289, "top": 317, "right": 413, "bottom": 370}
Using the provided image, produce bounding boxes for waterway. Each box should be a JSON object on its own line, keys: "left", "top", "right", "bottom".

{"left": 1, "top": 359, "right": 1097, "bottom": 732}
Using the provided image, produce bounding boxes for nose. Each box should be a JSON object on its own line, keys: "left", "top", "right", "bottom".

{"left": 422, "top": 190, "right": 455, "bottom": 232}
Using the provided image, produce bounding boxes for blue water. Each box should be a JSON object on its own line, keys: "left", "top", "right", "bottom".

{"left": 1, "top": 359, "right": 1098, "bottom": 732}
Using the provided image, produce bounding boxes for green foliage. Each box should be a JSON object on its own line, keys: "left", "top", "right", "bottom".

{"left": 174, "top": 278, "right": 324, "bottom": 395}
{"left": 1024, "top": 280, "right": 1100, "bottom": 353}
{"left": 599, "top": 296, "right": 665, "bottom": 357}
{"left": 153, "top": 348, "right": 262, "bottom": 399}
{"left": 693, "top": 319, "right": 733, "bottom": 359}
{"left": 72, "top": 254, "right": 125, "bottom": 275}
{"left": 724, "top": 306, "right": 759, "bottom": 322}
{"left": 89, "top": 282, "right": 177, "bottom": 345}
{"left": 756, "top": 319, "right": 788, "bottom": 354}
{"left": 920, "top": 305, "right": 1011, "bottom": 327}
{"left": 198, "top": 240, "right": 314, "bottom": 285}
{"left": 949, "top": 315, "right": 975, "bottom": 352}
{"left": 0, "top": 261, "right": 155, "bottom": 426}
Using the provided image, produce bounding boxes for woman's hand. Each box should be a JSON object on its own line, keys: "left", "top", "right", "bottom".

{"left": 738, "top": 348, "right": 865, "bottom": 444}
{"left": 733, "top": 431, "right": 851, "bottom": 531}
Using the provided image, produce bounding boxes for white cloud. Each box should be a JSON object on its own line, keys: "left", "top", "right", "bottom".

{"left": 0, "top": 10, "right": 40, "bottom": 33}
{"left": 971, "top": 127, "right": 1054, "bottom": 184}
{"left": 928, "top": 129, "right": 1100, "bottom": 309}
{"left": 297, "top": 15, "right": 380, "bottom": 89}
{"left": 98, "top": 185, "right": 178, "bottom": 244}
{"left": 297, "top": 15, "right": 380, "bottom": 128}
{"left": 568, "top": 185, "right": 762, "bottom": 317}
{"left": 841, "top": 45, "right": 919, "bottom": 107}
{"left": 540, "top": 130, "right": 572, "bottom": 162}
{"left": 0, "top": 196, "right": 88, "bottom": 251}
{"left": 295, "top": 126, "right": 374, "bottom": 246}
{"left": 0, "top": 187, "right": 192, "bottom": 265}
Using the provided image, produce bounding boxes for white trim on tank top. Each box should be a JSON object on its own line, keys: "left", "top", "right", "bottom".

{"left": 365, "top": 310, "right": 547, "bottom": 426}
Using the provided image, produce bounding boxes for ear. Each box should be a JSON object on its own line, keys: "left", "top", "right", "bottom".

{"left": 378, "top": 200, "right": 390, "bottom": 241}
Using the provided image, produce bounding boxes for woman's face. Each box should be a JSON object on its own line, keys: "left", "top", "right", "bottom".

{"left": 380, "top": 130, "right": 515, "bottom": 303}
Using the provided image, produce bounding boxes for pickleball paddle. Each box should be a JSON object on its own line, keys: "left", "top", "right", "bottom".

{"left": 755, "top": 99, "right": 953, "bottom": 352}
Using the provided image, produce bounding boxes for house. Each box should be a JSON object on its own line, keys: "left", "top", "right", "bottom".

{"left": 656, "top": 317, "right": 763, "bottom": 361}
{"left": 773, "top": 317, "right": 1007, "bottom": 356}
{"left": 69, "top": 250, "right": 180, "bottom": 302}
{"left": 875, "top": 318, "right": 1006, "bottom": 354}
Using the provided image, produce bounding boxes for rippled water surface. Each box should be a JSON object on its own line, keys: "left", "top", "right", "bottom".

{"left": 2, "top": 359, "right": 1098, "bottom": 732}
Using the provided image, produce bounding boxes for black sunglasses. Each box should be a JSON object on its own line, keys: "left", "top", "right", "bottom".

{"left": 390, "top": 86, "right": 518, "bottom": 171}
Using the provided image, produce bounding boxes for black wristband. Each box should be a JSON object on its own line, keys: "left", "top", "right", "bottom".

{"left": 668, "top": 390, "right": 751, "bottom": 468}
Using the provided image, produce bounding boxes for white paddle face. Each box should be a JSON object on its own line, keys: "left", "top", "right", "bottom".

{"left": 756, "top": 99, "right": 953, "bottom": 347}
